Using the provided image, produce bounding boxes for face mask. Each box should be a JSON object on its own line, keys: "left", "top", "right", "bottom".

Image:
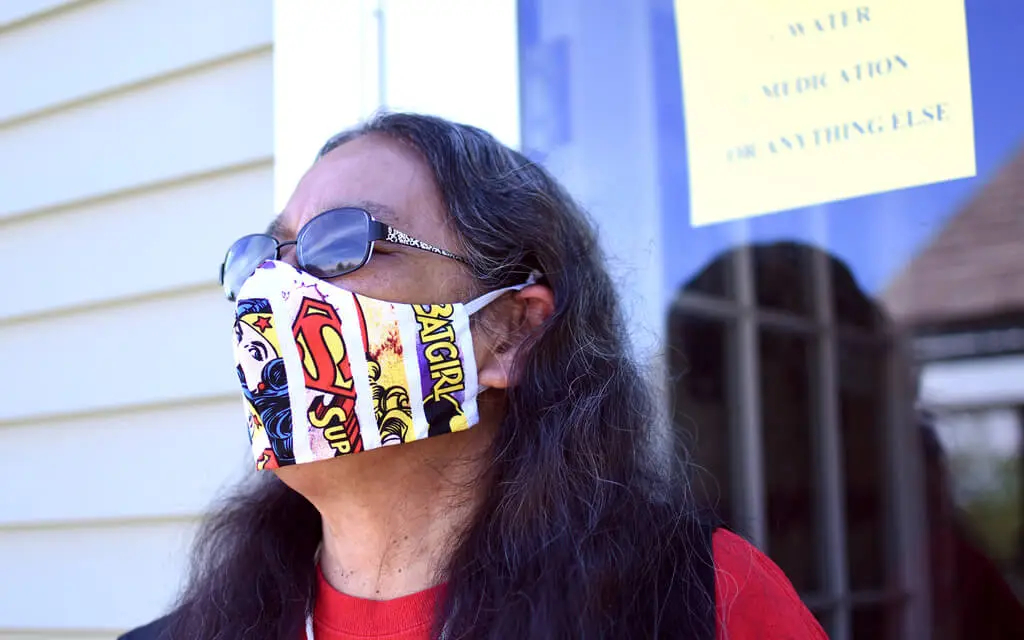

{"left": 231, "top": 260, "right": 532, "bottom": 470}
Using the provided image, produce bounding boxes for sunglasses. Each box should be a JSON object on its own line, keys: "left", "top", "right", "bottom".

{"left": 219, "top": 207, "right": 468, "bottom": 301}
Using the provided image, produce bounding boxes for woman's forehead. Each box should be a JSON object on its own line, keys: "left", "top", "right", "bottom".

{"left": 277, "top": 135, "right": 446, "bottom": 239}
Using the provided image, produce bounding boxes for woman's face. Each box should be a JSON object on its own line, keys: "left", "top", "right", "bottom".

{"left": 267, "top": 132, "right": 553, "bottom": 493}
{"left": 269, "top": 133, "right": 522, "bottom": 488}
{"left": 270, "top": 133, "right": 477, "bottom": 304}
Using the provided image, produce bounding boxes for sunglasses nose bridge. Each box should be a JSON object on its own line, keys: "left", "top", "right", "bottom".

{"left": 274, "top": 240, "right": 299, "bottom": 266}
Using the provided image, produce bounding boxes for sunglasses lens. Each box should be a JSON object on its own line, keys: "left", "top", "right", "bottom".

{"left": 297, "top": 209, "right": 372, "bottom": 279}
{"left": 221, "top": 234, "right": 279, "bottom": 301}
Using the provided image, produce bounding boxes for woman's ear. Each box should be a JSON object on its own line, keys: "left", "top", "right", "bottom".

{"left": 474, "top": 284, "right": 555, "bottom": 389}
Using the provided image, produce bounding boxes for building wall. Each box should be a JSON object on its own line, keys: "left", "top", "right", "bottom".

{"left": 0, "top": 1, "right": 273, "bottom": 636}
{"left": 0, "top": 1, "right": 523, "bottom": 636}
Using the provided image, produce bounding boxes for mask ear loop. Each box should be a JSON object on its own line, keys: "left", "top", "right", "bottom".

{"left": 463, "top": 271, "right": 542, "bottom": 316}
{"left": 306, "top": 542, "right": 323, "bottom": 639}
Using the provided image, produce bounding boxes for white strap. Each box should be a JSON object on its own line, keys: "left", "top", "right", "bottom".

{"left": 462, "top": 272, "right": 541, "bottom": 316}
{"left": 307, "top": 544, "right": 322, "bottom": 639}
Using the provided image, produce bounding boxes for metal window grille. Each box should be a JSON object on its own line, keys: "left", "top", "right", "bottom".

{"left": 669, "top": 245, "right": 924, "bottom": 640}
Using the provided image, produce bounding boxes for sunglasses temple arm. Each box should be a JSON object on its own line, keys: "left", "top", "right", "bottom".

{"left": 368, "top": 219, "right": 390, "bottom": 241}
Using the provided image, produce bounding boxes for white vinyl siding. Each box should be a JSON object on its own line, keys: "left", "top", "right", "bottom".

{"left": 0, "top": 52, "right": 272, "bottom": 219}
{"left": 0, "top": 0, "right": 272, "bottom": 636}
{"left": 0, "top": 164, "right": 273, "bottom": 321}
{"left": 2, "top": 0, "right": 522, "bottom": 636}
{"left": 0, "top": 0, "right": 85, "bottom": 30}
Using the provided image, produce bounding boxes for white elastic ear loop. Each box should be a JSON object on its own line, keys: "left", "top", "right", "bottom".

{"left": 463, "top": 271, "right": 541, "bottom": 316}
{"left": 306, "top": 542, "right": 323, "bottom": 639}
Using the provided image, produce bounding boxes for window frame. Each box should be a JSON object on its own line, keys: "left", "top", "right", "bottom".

{"left": 671, "top": 227, "right": 926, "bottom": 640}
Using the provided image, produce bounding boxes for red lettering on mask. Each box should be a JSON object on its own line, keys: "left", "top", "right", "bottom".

{"left": 293, "top": 298, "right": 357, "bottom": 398}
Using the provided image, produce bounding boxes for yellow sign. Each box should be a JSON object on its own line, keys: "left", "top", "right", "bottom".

{"left": 674, "top": 1, "right": 975, "bottom": 226}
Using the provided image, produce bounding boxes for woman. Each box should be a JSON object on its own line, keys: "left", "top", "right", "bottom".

{"left": 124, "top": 113, "right": 825, "bottom": 639}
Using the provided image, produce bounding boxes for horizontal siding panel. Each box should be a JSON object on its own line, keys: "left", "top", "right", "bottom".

{"left": 0, "top": 0, "right": 76, "bottom": 30}
{"left": 0, "top": 163, "right": 273, "bottom": 321}
{"left": 0, "top": 520, "right": 196, "bottom": 629}
{"left": 0, "top": 288, "right": 238, "bottom": 423}
{"left": 0, "top": 0, "right": 272, "bottom": 123}
{"left": 0, "top": 50, "right": 272, "bottom": 220}
{"left": 0, "top": 399, "right": 250, "bottom": 525}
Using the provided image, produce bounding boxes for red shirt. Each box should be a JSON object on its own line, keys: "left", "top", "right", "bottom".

{"left": 309, "top": 530, "right": 827, "bottom": 639}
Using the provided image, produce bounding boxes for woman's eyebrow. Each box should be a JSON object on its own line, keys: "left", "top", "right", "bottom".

{"left": 353, "top": 200, "right": 400, "bottom": 226}
{"left": 264, "top": 216, "right": 289, "bottom": 240}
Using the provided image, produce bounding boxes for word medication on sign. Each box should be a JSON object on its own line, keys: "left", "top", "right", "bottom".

{"left": 674, "top": 1, "right": 976, "bottom": 226}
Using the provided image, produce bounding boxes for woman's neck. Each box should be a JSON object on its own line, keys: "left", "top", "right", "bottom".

{"left": 275, "top": 424, "right": 494, "bottom": 600}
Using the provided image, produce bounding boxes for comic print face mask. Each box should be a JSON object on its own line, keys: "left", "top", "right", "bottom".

{"left": 232, "top": 260, "right": 532, "bottom": 470}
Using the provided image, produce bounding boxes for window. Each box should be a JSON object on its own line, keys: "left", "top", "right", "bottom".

{"left": 517, "top": 0, "right": 1024, "bottom": 638}
{"left": 668, "top": 245, "right": 907, "bottom": 638}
